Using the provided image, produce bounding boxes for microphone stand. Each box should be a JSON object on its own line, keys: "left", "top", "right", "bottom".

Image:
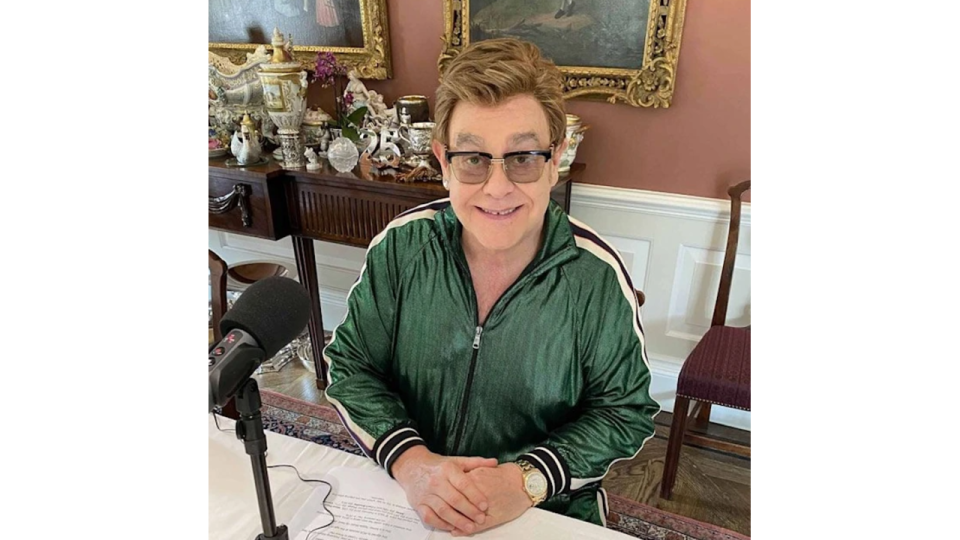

{"left": 234, "top": 378, "right": 289, "bottom": 540}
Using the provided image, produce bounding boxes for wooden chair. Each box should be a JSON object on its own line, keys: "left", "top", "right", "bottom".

{"left": 209, "top": 250, "right": 228, "bottom": 344}
{"left": 209, "top": 249, "right": 239, "bottom": 419}
{"left": 660, "top": 181, "right": 751, "bottom": 500}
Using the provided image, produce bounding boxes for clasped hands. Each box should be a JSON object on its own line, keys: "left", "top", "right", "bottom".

{"left": 392, "top": 446, "right": 534, "bottom": 537}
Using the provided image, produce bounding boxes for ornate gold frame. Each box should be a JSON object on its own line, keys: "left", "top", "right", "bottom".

{"left": 439, "top": 0, "right": 687, "bottom": 108}
{"left": 209, "top": 0, "right": 392, "bottom": 79}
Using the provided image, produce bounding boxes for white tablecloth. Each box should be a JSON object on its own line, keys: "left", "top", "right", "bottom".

{"left": 210, "top": 416, "right": 633, "bottom": 539}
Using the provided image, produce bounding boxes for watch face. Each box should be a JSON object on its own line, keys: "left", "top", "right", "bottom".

{"left": 525, "top": 472, "right": 548, "bottom": 496}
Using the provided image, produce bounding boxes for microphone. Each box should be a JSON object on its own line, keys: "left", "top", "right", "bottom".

{"left": 208, "top": 276, "right": 309, "bottom": 540}
{"left": 208, "top": 276, "right": 311, "bottom": 412}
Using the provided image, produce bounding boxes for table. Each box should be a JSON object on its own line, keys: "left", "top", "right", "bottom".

{"left": 209, "top": 416, "right": 631, "bottom": 540}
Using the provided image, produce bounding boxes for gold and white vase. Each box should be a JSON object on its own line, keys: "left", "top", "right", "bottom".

{"left": 258, "top": 28, "right": 309, "bottom": 169}
{"left": 302, "top": 107, "right": 332, "bottom": 147}
{"left": 559, "top": 114, "right": 589, "bottom": 173}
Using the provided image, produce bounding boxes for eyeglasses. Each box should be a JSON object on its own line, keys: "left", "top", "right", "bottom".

{"left": 444, "top": 146, "right": 554, "bottom": 184}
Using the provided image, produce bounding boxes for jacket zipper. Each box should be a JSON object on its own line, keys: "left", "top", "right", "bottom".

{"left": 452, "top": 326, "right": 483, "bottom": 454}
{"left": 448, "top": 246, "right": 575, "bottom": 454}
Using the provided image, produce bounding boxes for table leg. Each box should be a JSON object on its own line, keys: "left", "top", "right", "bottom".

{"left": 292, "top": 236, "right": 328, "bottom": 390}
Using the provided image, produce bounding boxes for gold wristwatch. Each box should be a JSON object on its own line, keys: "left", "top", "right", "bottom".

{"left": 516, "top": 459, "right": 548, "bottom": 506}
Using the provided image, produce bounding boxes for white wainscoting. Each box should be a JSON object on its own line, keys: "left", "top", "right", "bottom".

{"left": 209, "top": 185, "right": 751, "bottom": 430}
{"left": 569, "top": 185, "right": 751, "bottom": 431}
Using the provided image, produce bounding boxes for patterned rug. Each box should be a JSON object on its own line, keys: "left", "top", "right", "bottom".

{"left": 260, "top": 390, "right": 749, "bottom": 540}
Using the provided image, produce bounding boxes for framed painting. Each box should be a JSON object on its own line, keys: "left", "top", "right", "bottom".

{"left": 209, "top": 0, "right": 392, "bottom": 79}
{"left": 439, "top": 0, "right": 687, "bottom": 107}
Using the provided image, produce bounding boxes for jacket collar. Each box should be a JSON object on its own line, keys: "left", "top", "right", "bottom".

{"left": 435, "top": 199, "right": 579, "bottom": 277}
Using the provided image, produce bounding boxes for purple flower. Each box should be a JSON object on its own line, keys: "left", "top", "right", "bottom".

{"left": 343, "top": 92, "right": 355, "bottom": 109}
{"left": 312, "top": 52, "right": 347, "bottom": 88}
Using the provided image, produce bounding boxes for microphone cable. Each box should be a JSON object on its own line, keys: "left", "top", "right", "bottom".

{"left": 212, "top": 412, "right": 336, "bottom": 538}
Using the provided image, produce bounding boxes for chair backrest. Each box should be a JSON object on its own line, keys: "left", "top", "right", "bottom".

{"left": 209, "top": 250, "right": 228, "bottom": 343}
{"left": 635, "top": 290, "right": 646, "bottom": 309}
{"left": 711, "top": 181, "right": 750, "bottom": 327}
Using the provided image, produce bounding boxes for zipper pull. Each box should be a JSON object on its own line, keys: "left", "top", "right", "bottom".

{"left": 473, "top": 326, "right": 483, "bottom": 349}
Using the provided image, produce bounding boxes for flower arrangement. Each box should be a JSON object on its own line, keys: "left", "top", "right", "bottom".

{"left": 312, "top": 52, "right": 366, "bottom": 141}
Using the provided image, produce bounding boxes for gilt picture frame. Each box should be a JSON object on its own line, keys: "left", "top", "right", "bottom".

{"left": 439, "top": 0, "right": 687, "bottom": 107}
{"left": 209, "top": 0, "right": 392, "bottom": 79}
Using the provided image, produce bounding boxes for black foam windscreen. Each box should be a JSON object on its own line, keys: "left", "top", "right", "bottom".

{"left": 219, "top": 276, "right": 311, "bottom": 358}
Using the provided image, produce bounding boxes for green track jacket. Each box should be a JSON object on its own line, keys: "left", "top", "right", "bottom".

{"left": 323, "top": 199, "right": 660, "bottom": 527}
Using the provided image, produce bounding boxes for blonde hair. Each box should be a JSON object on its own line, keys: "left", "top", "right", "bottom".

{"left": 434, "top": 38, "right": 566, "bottom": 149}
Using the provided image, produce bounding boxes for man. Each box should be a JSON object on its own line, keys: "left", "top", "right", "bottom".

{"left": 323, "top": 38, "right": 659, "bottom": 536}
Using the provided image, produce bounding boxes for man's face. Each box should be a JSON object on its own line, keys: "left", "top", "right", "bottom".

{"left": 432, "top": 94, "right": 566, "bottom": 255}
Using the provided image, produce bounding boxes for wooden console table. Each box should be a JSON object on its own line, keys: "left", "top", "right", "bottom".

{"left": 209, "top": 156, "right": 584, "bottom": 389}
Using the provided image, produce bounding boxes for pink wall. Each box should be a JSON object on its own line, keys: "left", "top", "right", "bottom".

{"left": 310, "top": 0, "right": 750, "bottom": 201}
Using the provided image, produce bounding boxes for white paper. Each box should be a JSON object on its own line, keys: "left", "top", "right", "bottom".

{"left": 289, "top": 466, "right": 431, "bottom": 540}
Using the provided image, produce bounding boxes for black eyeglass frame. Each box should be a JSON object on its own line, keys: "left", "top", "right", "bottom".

{"left": 443, "top": 145, "right": 555, "bottom": 184}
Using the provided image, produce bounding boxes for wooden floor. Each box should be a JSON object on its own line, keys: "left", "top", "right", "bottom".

{"left": 250, "top": 350, "right": 751, "bottom": 536}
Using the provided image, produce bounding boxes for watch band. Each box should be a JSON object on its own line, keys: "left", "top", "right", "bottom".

{"left": 516, "top": 459, "right": 548, "bottom": 506}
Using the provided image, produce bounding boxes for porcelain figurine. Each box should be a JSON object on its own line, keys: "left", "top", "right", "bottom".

{"left": 304, "top": 147, "right": 321, "bottom": 170}
{"left": 231, "top": 113, "right": 262, "bottom": 165}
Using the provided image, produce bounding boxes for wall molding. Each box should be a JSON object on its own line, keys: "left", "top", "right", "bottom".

{"left": 571, "top": 184, "right": 751, "bottom": 226}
